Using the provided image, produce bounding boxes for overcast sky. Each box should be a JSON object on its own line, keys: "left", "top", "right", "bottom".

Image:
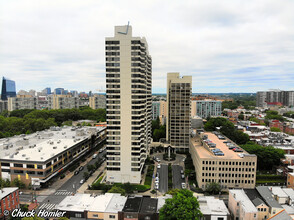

{"left": 1, "top": 0, "right": 294, "bottom": 93}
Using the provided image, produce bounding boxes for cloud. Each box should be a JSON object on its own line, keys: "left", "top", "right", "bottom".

{"left": 0, "top": 0, "right": 294, "bottom": 93}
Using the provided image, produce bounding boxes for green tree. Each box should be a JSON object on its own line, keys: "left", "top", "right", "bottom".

{"left": 12, "top": 178, "right": 25, "bottom": 189}
{"left": 241, "top": 142, "right": 285, "bottom": 170}
{"left": 205, "top": 182, "right": 221, "bottom": 195}
{"left": 108, "top": 186, "right": 126, "bottom": 195}
{"left": 83, "top": 172, "right": 90, "bottom": 180}
{"left": 159, "top": 189, "right": 202, "bottom": 220}
{"left": 270, "top": 127, "right": 281, "bottom": 132}
{"left": 87, "top": 164, "right": 95, "bottom": 172}
{"left": 204, "top": 117, "right": 249, "bottom": 145}
{"left": 238, "top": 114, "right": 244, "bottom": 120}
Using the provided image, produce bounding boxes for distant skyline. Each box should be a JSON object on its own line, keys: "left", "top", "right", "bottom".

{"left": 1, "top": 0, "right": 294, "bottom": 93}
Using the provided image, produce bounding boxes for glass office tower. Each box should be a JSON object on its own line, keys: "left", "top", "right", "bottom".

{"left": 1, "top": 77, "right": 16, "bottom": 100}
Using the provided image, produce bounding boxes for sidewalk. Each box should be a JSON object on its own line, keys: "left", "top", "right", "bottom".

{"left": 22, "top": 152, "right": 97, "bottom": 196}
{"left": 76, "top": 162, "right": 106, "bottom": 194}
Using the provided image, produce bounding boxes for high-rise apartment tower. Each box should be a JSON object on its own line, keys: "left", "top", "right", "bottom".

{"left": 166, "top": 73, "right": 192, "bottom": 152}
{"left": 105, "top": 25, "right": 152, "bottom": 183}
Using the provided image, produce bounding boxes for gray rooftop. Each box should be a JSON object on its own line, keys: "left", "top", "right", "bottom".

{"left": 256, "top": 186, "right": 283, "bottom": 209}
{"left": 0, "top": 126, "right": 105, "bottom": 162}
{"left": 269, "top": 210, "right": 291, "bottom": 220}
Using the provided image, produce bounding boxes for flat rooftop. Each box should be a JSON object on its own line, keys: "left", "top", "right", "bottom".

{"left": 139, "top": 197, "right": 158, "bottom": 214}
{"left": 0, "top": 126, "right": 105, "bottom": 162}
{"left": 198, "top": 196, "right": 229, "bottom": 216}
{"left": 230, "top": 189, "right": 258, "bottom": 213}
{"left": 122, "top": 196, "right": 143, "bottom": 213}
{"left": 105, "top": 194, "right": 128, "bottom": 213}
{"left": 192, "top": 132, "right": 251, "bottom": 160}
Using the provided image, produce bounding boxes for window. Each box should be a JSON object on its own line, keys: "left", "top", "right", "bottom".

{"left": 93, "top": 214, "right": 98, "bottom": 217}
{"left": 75, "top": 213, "right": 82, "bottom": 218}
{"left": 14, "top": 163, "right": 23, "bottom": 168}
{"left": 109, "top": 215, "right": 115, "bottom": 219}
{"left": 27, "top": 164, "right": 34, "bottom": 168}
{"left": 14, "top": 170, "right": 23, "bottom": 174}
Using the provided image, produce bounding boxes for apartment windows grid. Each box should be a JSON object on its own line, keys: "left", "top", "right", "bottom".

{"left": 106, "top": 25, "right": 152, "bottom": 183}
{"left": 166, "top": 73, "right": 192, "bottom": 151}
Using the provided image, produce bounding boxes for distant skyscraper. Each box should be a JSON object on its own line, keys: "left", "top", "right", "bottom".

{"left": 166, "top": 73, "right": 192, "bottom": 152}
{"left": 54, "top": 88, "right": 64, "bottom": 95}
{"left": 1, "top": 77, "right": 16, "bottom": 100}
{"left": 106, "top": 25, "right": 152, "bottom": 183}
{"left": 42, "top": 87, "right": 51, "bottom": 95}
{"left": 256, "top": 90, "right": 294, "bottom": 107}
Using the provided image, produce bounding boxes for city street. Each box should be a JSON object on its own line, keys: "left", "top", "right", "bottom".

{"left": 172, "top": 165, "right": 185, "bottom": 189}
{"left": 158, "top": 164, "right": 168, "bottom": 193}
{"left": 20, "top": 149, "right": 106, "bottom": 211}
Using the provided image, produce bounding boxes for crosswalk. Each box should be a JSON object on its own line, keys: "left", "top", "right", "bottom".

{"left": 38, "top": 203, "right": 56, "bottom": 210}
{"left": 54, "top": 191, "right": 73, "bottom": 196}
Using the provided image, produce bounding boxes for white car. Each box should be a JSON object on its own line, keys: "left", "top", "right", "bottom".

{"left": 181, "top": 183, "right": 186, "bottom": 189}
{"left": 80, "top": 179, "right": 85, "bottom": 184}
{"left": 155, "top": 182, "right": 159, "bottom": 190}
{"left": 156, "top": 158, "right": 161, "bottom": 162}
{"left": 157, "top": 164, "right": 161, "bottom": 169}
{"left": 155, "top": 177, "right": 159, "bottom": 183}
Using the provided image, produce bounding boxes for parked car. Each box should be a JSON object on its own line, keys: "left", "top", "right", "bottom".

{"left": 157, "top": 164, "right": 161, "bottom": 169}
{"left": 181, "top": 183, "right": 186, "bottom": 189}
{"left": 155, "top": 177, "right": 159, "bottom": 183}
{"left": 181, "top": 174, "right": 185, "bottom": 179}
{"left": 80, "top": 179, "right": 84, "bottom": 184}
{"left": 79, "top": 166, "right": 84, "bottom": 171}
{"left": 155, "top": 183, "right": 159, "bottom": 190}
{"left": 74, "top": 170, "right": 79, "bottom": 175}
{"left": 92, "top": 154, "right": 97, "bottom": 159}
{"left": 180, "top": 170, "right": 184, "bottom": 174}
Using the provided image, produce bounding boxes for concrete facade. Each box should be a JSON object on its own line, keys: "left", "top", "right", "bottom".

{"left": 89, "top": 95, "right": 106, "bottom": 109}
{"left": 105, "top": 25, "right": 152, "bottom": 184}
{"left": 191, "top": 100, "right": 222, "bottom": 119}
{"left": 48, "top": 94, "right": 79, "bottom": 109}
{"left": 166, "top": 73, "right": 192, "bottom": 151}
{"left": 8, "top": 96, "right": 38, "bottom": 111}
{"left": 190, "top": 132, "right": 257, "bottom": 190}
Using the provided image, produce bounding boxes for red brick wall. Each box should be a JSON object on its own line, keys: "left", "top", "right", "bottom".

{"left": 0, "top": 189, "right": 20, "bottom": 218}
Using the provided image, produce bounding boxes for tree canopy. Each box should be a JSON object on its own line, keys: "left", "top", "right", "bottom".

{"left": 107, "top": 186, "right": 126, "bottom": 196}
{"left": 205, "top": 182, "right": 221, "bottom": 195}
{"left": 0, "top": 107, "right": 106, "bottom": 138}
{"left": 159, "top": 189, "right": 202, "bottom": 220}
{"left": 204, "top": 117, "right": 249, "bottom": 145}
{"left": 152, "top": 117, "right": 166, "bottom": 142}
{"left": 265, "top": 110, "right": 284, "bottom": 122}
{"left": 241, "top": 142, "right": 285, "bottom": 171}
